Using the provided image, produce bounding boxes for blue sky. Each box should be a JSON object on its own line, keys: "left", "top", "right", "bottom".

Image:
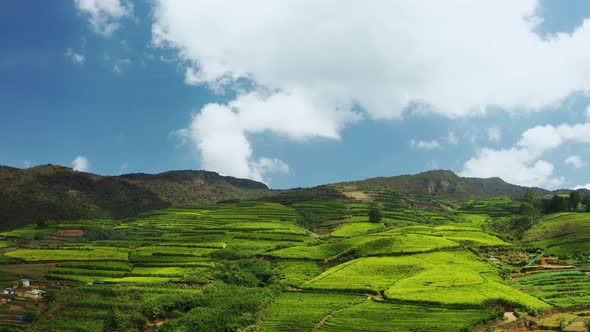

{"left": 2, "top": 1, "right": 590, "bottom": 190}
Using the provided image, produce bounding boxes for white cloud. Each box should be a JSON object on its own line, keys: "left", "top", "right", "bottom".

{"left": 153, "top": 1, "right": 590, "bottom": 180}
{"left": 460, "top": 147, "right": 564, "bottom": 188}
{"left": 153, "top": 1, "right": 590, "bottom": 119}
{"left": 565, "top": 155, "right": 585, "bottom": 168}
{"left": 574, "top": 183, "right": 590, "bottom": 190}
{"left": 178, "top": 90, "right": 357, "bottom": 183}
{"left": 410, "top": 139, "right": 440, "bottom": 150}
{"left": 65, "top": 48, "right": 85, "bottom": 64}
{"left": 251, "top": 158, "right": 290, "bottom": 175}
{"left": 23, "top": 160, "right": 31, "bottom": 168}
{"left": 72, "top": 156, "right": 90, "bottom": 172}
{"left": 461, "top": 114, "right": 590, "bottom": 188}
{"left": 586, "top": 106, "right": 590, "bottom": 119}
{"left": 74, "top": 0, "right": 132, "bottom": 36}
{"left": 487, "top": 126, "right": 502, "bottom": 143}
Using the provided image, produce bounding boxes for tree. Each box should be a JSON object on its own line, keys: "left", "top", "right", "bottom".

{"left": 583, "top": 196, "right": 590, "bottom": 212}
{"left": 524, "top": 189, "right": 539, "bottom": 206}
{"left": 368, "top": 205, "right": 382, "bottom": 223}
{"left": 548, "top": 194, "right": 568, "bottom": 213}
{"left": 569, "top": 190, "right": 582, "bottom": 210}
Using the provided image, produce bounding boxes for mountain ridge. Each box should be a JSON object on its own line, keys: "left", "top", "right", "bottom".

{"left": 1, "top": 165, "right": 588, "bottom": 230}
{"left": 0, "top": 165, "right": 271, "bottom": 230}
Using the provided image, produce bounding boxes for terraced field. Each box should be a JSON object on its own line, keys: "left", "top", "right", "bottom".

{"left": 523, "top": 212, "right": 590, "bottom": 256}
{"left": 0, "top": 197, "right": 586, "bottom": 331}
{"left": 515, "top": 271, "right": 590, "bottom": 308}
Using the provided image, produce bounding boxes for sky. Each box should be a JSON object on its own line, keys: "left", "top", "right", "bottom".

{"left": 2, "top": 1, "right": 590, "bottom": 190}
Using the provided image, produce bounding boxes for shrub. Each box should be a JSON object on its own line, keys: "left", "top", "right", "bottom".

{"left": 24, "top": 305, "right": 41, "bottom": 322}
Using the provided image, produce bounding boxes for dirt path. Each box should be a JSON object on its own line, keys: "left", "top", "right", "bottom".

{"left": 503, "top": 312, "right": 517, "bottom": 323}
{"left": 257, "top": 302, "right": 273, "bottom": 329}
{"left": 312, "top": 309, "right": 338, "bottom": 331}
{"left": 312, "top": 296, "right": 371, "bottom": 331}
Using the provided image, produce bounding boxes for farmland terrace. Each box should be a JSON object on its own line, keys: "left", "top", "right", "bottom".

{"left": 0, "top": 193, "right": 588, "bottom": 331}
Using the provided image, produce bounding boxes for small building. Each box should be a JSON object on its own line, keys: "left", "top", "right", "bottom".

{"left": 21, "top": 279, "right": 30, "bottom": 287}
{"left": 3, "top": 288, "right": 16, "bottom": 295}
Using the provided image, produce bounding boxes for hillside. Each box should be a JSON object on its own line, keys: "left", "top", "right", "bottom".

{"left": 332, "top": 170, "right": 550, "bottom": 198}
{"left": 0, "top": 165, "right": 271, "bottom": 230}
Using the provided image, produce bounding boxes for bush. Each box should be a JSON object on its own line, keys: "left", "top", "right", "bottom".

{"left": 24, "top": 305, "right": 41, "bottom": 322}
{"left": 215, "top": 259, "right": 276, "bottom": 287}
{"left": 369, "top": 205, "right": 382, "bottom": 223}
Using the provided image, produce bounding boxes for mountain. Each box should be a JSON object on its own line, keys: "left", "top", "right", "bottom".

{"left": 0, "top": 165, "right": 271, "bottom": 230}
{"left": 331, "top": 170, "right": 551, "bottom": 198}
{"left": 2, "top": 165, "right": 587, "bottom": 231}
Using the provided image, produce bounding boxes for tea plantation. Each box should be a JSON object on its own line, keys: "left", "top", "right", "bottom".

{"left": 0, "top": 194, "right": 588, "bottom": 331}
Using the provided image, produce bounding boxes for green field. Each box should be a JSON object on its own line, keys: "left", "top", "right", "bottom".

{"left": 0, "top": 194, "right": 586, "bottom": 331}
{"left": 523, "top": 212, "right": 590, "bottom": 256}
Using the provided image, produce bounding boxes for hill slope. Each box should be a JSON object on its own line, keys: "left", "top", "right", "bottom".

{"left": 0, "top": 165, "right": 270, "bottom": 230}
{"left": 332, "top": 170, "right": 550, "bottom": 198}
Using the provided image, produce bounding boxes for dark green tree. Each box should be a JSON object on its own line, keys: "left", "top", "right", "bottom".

{"left": 569, "top": 190, "right": 582, "bottom": 210}
{"left": 548, "top": 194, "right": 568, "bottom": 213}
{"left": 368, "top": 205, "right": 382, "bottom": 223}
{"left": 583, "top": 196, "right": 590, "bottom": 212}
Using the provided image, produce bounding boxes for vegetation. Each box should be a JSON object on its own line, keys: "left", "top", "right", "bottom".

{"left": 0, "top": 169, "right": 590, "bottom": 331}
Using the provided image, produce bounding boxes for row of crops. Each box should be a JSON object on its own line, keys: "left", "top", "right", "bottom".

{"left": 0, "top": 195, "right": 588, "bottom": 331}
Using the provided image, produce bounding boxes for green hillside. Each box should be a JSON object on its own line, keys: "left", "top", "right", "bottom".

{"left": 1, "top": 169, "right": 590, "bottom": 331}
{"left": 0, "top": 165, "right": 271, "bottom": 231}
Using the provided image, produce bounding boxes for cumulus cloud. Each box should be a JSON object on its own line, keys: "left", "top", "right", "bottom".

{"left": 574, "top": 183, "right": 590, "bottom": 190}
{"left": 565, "top": 155, "right": 585, "bottom": 168}
{"left": 153, "top": 1, "right": 590, "bottom": 118}
{"left": 410, "top": 139, "right": 440, "bottom": 150}
{"left": 461, "top": 115, "right": 590, "bottom": 188}
{"left": 461, "top": 147, "right": 564, "bottom": 188}
{"left": 153, "top": 1, "right": 590, "bottom": 180}
{"left": 487, "top": 126, "right": 502, "bottom": 143}
{"left": 177, "top": 90, "right": 357, "bottom": 182}
{"left": 72, "top": 156, "right": 90, "bottom": 172}
{"left": 65, "top": 48, "right": 85, "bottom": 64}
{"left": 74, "top": 0, "right": 132, "bottom": 36}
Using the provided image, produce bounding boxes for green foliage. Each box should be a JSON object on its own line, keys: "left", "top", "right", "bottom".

{"left": 368, "top": 204, "right": 382, "bottom": 223}
{"left": 159, "top": 283, "right": 274, "bottom": 332}
{"left": 215, "top": 259, "right": 276, "bottom": 287}
{"left": 318, "top": 300, "right": 501, "bottom": 332}
{"left": 7, "top": 196, "right": 588, "bottom": 330}
{"left": 523, "top": 212, "right": 590, "bottom": 256}
{"left": 304, "top": 251, "right": 548, "bottom": 309}
{"left": 570, "top": 191, "right": 583, "bottom": 210}
{"left": 24, "top": 305, "right": 41, "bottom": 323}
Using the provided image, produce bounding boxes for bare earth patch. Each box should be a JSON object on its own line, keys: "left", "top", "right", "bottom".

{"left": 342, "top": 191, "right": 372, "bottom": 202}
{"left": 54, "top": 229, "right": 84, "bottom": 237}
